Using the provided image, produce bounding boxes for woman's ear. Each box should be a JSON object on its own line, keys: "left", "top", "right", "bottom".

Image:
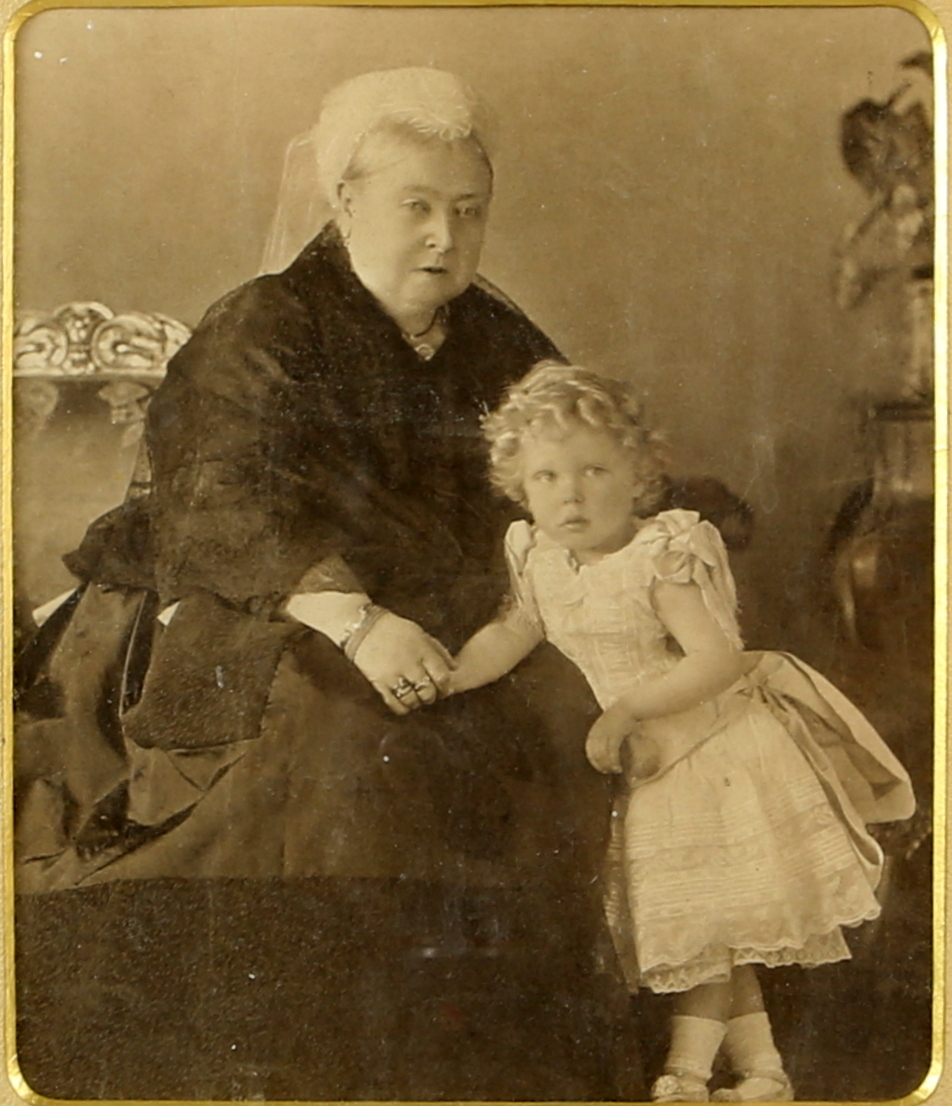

{"left": 337, "top": 181, "right": 355, "bottom": 218}
{"left": 336, "top": 182, "right": 355, "bottom": 244}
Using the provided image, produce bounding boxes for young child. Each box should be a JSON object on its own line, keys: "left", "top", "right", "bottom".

{"left": 447, "top": 362, "right": 915, "bottom": 1103}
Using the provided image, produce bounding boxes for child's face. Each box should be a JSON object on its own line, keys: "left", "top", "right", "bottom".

{"left": 520, "top": 422, "right": 641, "bottom": 563}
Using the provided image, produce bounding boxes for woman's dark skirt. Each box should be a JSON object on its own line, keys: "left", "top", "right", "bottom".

{"left": 14, "top": 600, "right": 643, "bottom": 1100}
{"left": 16, "top": 876, "right": 638, "bottom": 1101}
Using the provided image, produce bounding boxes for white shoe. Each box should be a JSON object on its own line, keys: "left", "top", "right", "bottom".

{"left": 652, "top": 1072, "right": 711, "bottom": 1102}
{"left": 711, "top": 1071, "right": 794, "bottom": 1102}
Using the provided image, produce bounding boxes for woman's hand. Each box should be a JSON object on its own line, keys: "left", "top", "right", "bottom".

{"left": 586, "top": 705, "right": 660, "bottom": 778}
{"left": 351, "top": 611, "right": 455, "bottom": 714}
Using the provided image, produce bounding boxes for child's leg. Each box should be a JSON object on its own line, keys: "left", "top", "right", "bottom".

{"left": 673, "top": 980, "right": 732, "bottom": 1021}
{"left": 711, "top": 966, "right": 793, "bottom": 1103}
{"left": 651, "top": 981, "right": 730, "bottom": 1102}
{"left": 728, "top": 964, "right": 766, "bottom": 1016}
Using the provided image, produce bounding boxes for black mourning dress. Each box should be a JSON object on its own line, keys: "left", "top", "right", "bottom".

{"left": 14, "top": 227, "right": 640, "bottom": 1101}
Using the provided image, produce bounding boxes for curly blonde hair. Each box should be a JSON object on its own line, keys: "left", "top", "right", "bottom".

{"left": 483, "top": 361, "right": 667, "bottom": 512}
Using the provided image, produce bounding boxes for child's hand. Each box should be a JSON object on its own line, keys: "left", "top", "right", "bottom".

{"left": 586, "top": 705, "right": 638, "bottom": 774}
{"left": 586, "top": 706, "right": 660, "bottom": 778}
{"left": 441, "top": 667, "right": 467, "bottom": 698}
{"left": 623, "top": 733, "right": 661, "bottom": 780}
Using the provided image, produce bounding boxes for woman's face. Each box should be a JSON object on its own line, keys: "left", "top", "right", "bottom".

{"left": 338, "top": 132, "right": 492, "bottom": 328}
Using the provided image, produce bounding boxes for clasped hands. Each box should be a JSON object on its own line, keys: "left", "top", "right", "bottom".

{"left": 353, "top": 611, "right": 660, "bottom": 777}
{"left": 350, "top": 610, "right": 455, "bottom": 716}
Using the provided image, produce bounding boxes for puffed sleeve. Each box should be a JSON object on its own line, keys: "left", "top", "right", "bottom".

{"left": 644, "top": 509, "right": 744, "bottom": 649}
{"left": 502, "top": 521, "right": 545, "bottom": 636}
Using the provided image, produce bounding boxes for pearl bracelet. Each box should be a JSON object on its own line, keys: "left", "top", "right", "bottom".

{"left": 341, "top": 602, "right": 387, "bottom": 662}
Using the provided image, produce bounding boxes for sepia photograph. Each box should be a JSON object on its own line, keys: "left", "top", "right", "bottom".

{"left": 3, "top": 5, "right": 943, "bottom": 1103}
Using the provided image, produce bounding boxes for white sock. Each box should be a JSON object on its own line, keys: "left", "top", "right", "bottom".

{"left": 665, "top": 1015, "right": 728, "bottom": 1083}
{"left": 723, "top": 1012, "right": 785, "bottom": 1076}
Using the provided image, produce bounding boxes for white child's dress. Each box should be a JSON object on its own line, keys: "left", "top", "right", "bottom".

{"left": 504, "top": 509, "right": 915, "bottom": 994}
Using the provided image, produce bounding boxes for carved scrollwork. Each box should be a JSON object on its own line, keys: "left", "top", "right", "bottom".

{"left": 12, "top": 301, "right": 192, "bottom": 444}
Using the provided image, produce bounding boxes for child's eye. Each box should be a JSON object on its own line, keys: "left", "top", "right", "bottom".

{"left": 533, "top": 470, "right": 556, "bottom": 483}
{"left": 456, "top": 203, "right": 483, "bottom": 220}
{"left": 585, "top": 465, "right": 608, "bottom": 477}
{"left": 403, "top": 199, "right": 430, "bottom": 214}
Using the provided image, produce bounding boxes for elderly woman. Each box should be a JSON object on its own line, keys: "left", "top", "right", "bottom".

{"left": 15, "top": 68, "right": 638, "bottom": 1100}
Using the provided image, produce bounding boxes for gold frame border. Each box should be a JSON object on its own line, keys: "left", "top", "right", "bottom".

{"left": 0, "top": 3, "right": 948, "bottom": 1105}
{"left": 934, "top": 7, "right": 951, "bottom": 1106}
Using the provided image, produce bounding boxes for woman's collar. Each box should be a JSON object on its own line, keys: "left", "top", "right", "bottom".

{"left": 285, "top": 221, "right": 461, "bottom": 352}
{"left": 288, "top": 220, "right": 350, "bottom": 275}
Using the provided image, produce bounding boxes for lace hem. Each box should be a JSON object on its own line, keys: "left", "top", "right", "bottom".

{"left": 626, "top": 886, "right": 881, "bottom": 975}
{"left": 638, "top": 929, "right": 856, "bottom": 994}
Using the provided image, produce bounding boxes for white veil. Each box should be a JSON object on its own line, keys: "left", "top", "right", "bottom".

{"left": 259, "top": 67, "right": 494, "bottom": 275}
{"left": 260, "top": 129, "right": 332, "bottom": 274}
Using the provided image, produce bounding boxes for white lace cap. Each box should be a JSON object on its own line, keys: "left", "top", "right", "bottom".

{"left": 261, "top": 67, "right": 492, "bottom": 274}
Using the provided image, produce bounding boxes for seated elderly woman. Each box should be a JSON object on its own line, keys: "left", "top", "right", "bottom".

{"left": 14, "top": 68, "right": 641, "bottom": 1101}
